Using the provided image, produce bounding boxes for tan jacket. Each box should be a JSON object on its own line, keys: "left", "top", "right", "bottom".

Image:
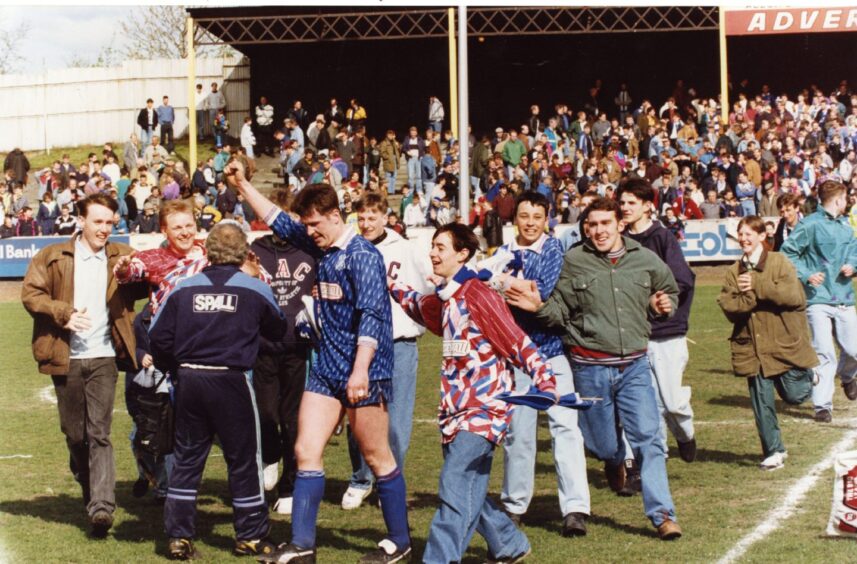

{"left": 379, "top": 138, "right": 401, "bottom": 173}
{"left": 21, "top": 235, "right": 146, "bottom": 375}
{"left": 744, "top": 158, "right": 762, "bottom": 187}
{"left": 718, "top": 250, "right": 818, "bottom": 378}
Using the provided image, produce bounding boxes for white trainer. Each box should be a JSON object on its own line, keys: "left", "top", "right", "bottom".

{"left": 341, "top": 486, "right": 372, "bottom": 510}
{"left": 272, "top": 496, "right": 293, "bottom": 515}
{"left": 263, "top": 463, "right": 279, "bottom": 491}
{"left": 759, "top": 451, "right": 788, "bottom": 471}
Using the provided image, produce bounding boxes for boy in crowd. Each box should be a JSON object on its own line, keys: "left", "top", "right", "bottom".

{"left": 390, "top": 223, "right": 558, "bottom": 563}
{"left": 342, "top": 193, "right": 431, "bottom": 511}
{"left": 781, "top": 180, "right": 857, "bottom": 422}
{"left": 507, "top": 197, "right": 683, "bottom": 540}
{"left": 617, "top": 178, "right": 697, "bottom": 492}
{"left": 488, "top": 192, "right": 591, "bottom": 536}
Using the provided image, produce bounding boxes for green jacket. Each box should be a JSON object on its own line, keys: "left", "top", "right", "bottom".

{"left": 501, "top": 139, "right": 526, "bottom": 167}
{"left": 718, "top": 250, "right": 818, "bottom": 378}
{"left": 535, "top": 236, "right": 678, "bottom": 356}
{"left": 780, "top": 208, "right": 857, "bottom": 306}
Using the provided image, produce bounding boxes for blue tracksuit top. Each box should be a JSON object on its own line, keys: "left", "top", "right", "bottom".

{"left": 268, "top": 210, "right": 394, "bottom": 381}
{"left": 499, "top": 234, "right": 565, "bottom": 358}
{"left": 781, "top": 208, "right": 857, "bottom": 306}
{"left": 149, "top": 264, "right": 287, "bottom": 371}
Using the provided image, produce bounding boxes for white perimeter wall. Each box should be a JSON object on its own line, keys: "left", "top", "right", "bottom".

{"left": 0, "top": 56, "right": 251, "bottom": 152}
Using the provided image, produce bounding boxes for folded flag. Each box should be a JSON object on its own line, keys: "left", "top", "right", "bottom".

{"left": 496, "top": 387, "right": 597, "bottom": 410}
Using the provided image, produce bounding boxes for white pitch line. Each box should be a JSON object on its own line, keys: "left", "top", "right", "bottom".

{"left": 716, "top": 427, "right": 857, "bottom": 564}
{"left": 37, "top": 384, "right": 127, "bottom": 413}
{"left": 38, "top": 385, "right": 57, "bottom": 405}
{"left": 0, "top": 454, "right": 32, "bottom": 460}
{"left": 414, "top": 417, "right": 857, "bottom": 427}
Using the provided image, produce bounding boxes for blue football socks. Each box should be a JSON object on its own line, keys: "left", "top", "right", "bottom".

{"left": 376, "top": 467, "right": 410, "bottom": 550}
{"left": 291, "top": 470, "right": 325, "bottom": 548}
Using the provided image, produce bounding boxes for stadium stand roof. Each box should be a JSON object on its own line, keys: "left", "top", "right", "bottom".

{"left": 187, "top": 6, "right": 720, "bottom": 46}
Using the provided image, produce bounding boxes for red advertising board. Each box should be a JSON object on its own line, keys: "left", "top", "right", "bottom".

{"left": 725, "top": 7, "right": 857, "bottom": 36}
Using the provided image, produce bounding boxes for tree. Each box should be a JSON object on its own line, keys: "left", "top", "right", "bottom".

{"left": 0, "top": 20, "right": 29, "bottom": 74}
{"left": 66, "top": 35, "right": 121, "bottom": 69}
{"left": 118, "top": 5, "right": 235, "bottom": 60}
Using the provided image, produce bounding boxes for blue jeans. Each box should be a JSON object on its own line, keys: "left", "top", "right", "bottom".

{"left": 423, "top": 431, "right": 530, "bottom": 564}
{"left": 572, "top": 357, "right": 677, "bottom": 527}
{"left": 407, "top": 157, "right": 423, "bottom": 194}
{"left": 385, "top": 170, "right": 397, "bottom": 194}
{"left": 429, "top": 121, "right": 442, "bottom": 132}
{"left": 348, "top": 340, "right": 418, "bottom": 488}
{"left": 739, "top": 199, "right": 756, "bottom": 217}
{"left": 470, "top": 176, "right": 482, "bottom": 200}
{"left": 807, "top": 304, "right": 857, "bottom": 413}
{"left": 502, "top": 355, "right": 590, "bottom": 516}
{"left": 140, "top": 127, "right": 153, "bottom": 150}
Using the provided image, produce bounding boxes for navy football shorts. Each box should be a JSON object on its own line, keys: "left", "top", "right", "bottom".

{"left": 304, "top": 371, "right": 392, "bottom": 407}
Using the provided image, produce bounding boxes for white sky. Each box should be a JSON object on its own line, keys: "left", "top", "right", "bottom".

{"left": 0, "top": 1, "right": 850, "bottom": 73}
{"left": 0, "top": 6, "right": 137, "bottom": 72}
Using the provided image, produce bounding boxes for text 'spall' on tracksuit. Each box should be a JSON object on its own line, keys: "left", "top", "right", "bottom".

{"left": 149, "top": 264, "right": 287, "bottom": 541}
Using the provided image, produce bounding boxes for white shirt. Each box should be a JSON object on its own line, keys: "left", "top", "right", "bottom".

{"left": 134, "top": 184, "right": 152, "bottom": 210}
{"left": 102, "top": 163, "right": 121, "bottom": 183}
{"left": 241, "top": 123, "right": 256, "bottom": 147}
{"left": 742, "top": 244, "right": 764, "bottom": 271}
{"left": 376, "top": 229, "right": 432, "bottom": 339}
{"left": 255, "top": 104, "right": 274, "bottom": 126}
{"left": 195, "top": 89, "right": 207, "bottom": 110}
{"left": 70, "top": 238, "right": 115, "bottom": 359}
{"left": 403, "top": 202, "right": 426, "bottom": 228}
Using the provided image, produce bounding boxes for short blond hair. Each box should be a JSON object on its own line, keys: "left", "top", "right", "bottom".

{"left": 159, "top": 199, "right": 195, "bottom": 228}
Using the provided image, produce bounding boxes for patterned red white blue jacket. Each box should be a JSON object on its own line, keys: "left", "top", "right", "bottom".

{"left": 390, "top": 267, "right": 556, "bottom": 445}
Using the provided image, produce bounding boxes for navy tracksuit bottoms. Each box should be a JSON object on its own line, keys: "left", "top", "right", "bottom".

{"left": 164, "top": 367, "right": 268, "bottom": 540}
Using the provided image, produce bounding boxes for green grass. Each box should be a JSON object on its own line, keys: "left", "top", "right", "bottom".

{"left": 9, "top": 138, "right": 199, "bottom": 173}
{"left": 1, "top": 286, "right": 856, "bottom": 562}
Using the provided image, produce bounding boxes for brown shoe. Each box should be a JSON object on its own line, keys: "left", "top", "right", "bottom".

{"left": 604, "top": 461, "right": 626, "bottom": 493}
{"left": 657, "top": 518, "right": 682, "bottom": 541}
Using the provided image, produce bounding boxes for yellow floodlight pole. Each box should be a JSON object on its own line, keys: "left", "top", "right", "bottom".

{"left": 448, "top": 8, "right": 458, "bottom": 138}
{"left": 719, "top": 6, "right": 729, "bottom": 125}
{"left": 187, "top": 16, "right": 197, "bottom": 168}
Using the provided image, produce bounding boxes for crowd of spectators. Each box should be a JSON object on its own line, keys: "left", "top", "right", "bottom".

{"left": 268, "top": 79, "right": 857, "bottom": 246}
{"left": 4, "top": 78, "right": 857, "bottom": 244}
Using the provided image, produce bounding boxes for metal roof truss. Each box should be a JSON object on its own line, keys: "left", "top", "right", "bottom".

{"left": 193, "top": 6, "right": 720, "bottom": 46}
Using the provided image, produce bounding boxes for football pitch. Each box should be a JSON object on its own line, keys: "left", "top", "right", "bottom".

{"left": 1, "top": 285, "right": 855, "bottom": 563}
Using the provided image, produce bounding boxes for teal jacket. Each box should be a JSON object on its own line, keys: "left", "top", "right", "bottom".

{"left": 534, "top": 236, "right": 678, "bottom": 357}
{"left": 780, "top": 209, "right": 857, "bottom": 306}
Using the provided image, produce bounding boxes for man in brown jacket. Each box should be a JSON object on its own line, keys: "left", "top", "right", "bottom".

{"left": 22, "top": 193, "right": 145, "bottom": 537}
{"left": 378, "top": 129, "right": 401, "bottom": 195}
